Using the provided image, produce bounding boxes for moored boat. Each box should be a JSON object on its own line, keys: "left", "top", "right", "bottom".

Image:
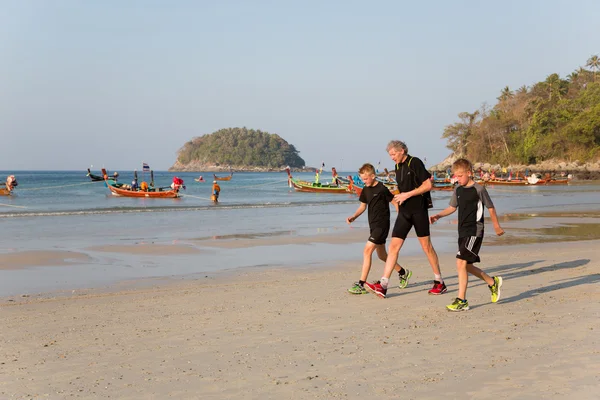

{"left": 88, "top": 168, "right": 119, "bottom": 182}
{"left": 214, "top": 172, "right": 233, "bottom": 181}
{"left": 286, "top": 167, "right": 351, "bottom": 194}
{"left": 102, "top": 169, "right": 184, "bottom": 198}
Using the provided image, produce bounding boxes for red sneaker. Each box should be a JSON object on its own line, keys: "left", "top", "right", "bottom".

{"left": 428, "top": 281, "right": 447, "bottom": 295}
{"left": 364, "top": 281, "right": 387, "bottom": 298}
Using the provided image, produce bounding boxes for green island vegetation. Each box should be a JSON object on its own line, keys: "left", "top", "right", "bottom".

{"left": 175, "top": 127, "right": 306, "bottom": 169}
{"left": 442, "top": 55, "right": 600, "bottom": 165}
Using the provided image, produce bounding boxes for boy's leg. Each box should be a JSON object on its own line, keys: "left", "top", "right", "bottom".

{"left": 446, "top": 257, "right": 470, "bottom": 311}
{"left": 466, "top": 264, "right": 503, "bottom": 303}
{"left": 456, "top": 258, "right": 469, "bottom": 300}
{"left": 466, "top": 264, "right": 494, "bottom": 286}
{"left": 359, "top": 242, "right": 378, "bottom": 282}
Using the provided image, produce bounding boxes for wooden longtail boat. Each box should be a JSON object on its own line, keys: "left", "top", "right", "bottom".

{"left": 348, "top": 176, "right": 399, "bottom": 197}
{"left": 286, "top": 168, "right": 351, "bottom": 194}
{"left": 0, "top": 188, "right": 12, "bottom": 196}
{"left": 214, "top": 172, "right": 233, "bottom": 181}
{"left": 102, "top": 169, "right": 182, "bottom": 198}
{"left": 480, "top": 174, "right": 572, "bottom": 186}
{"left": 88, "top": 168, "right": 119, "bottom": 182}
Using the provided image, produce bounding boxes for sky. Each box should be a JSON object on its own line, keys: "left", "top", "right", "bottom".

{"left": 1, "top": 0, "right": 599, "bottom": 171}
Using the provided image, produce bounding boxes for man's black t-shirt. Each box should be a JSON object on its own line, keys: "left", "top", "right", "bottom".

{"left": 358, "top": 181, "right": 394, "bottom": 227}
{"left": 394, "top": 155, "right": 431, "bottom": 213}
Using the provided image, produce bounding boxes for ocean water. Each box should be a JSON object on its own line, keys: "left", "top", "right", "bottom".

{"left": 1, "top": 170, "right": 599, "bottom": 296}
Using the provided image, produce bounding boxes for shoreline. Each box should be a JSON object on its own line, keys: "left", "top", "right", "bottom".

{"left": 2, "top": 208, "right": 600, "bottom": 298}
{"left": 2, "top": 239, "right": 599, "bottom": 398}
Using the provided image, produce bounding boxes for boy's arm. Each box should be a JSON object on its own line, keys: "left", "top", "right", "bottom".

{"left": 488, "top": 207, "right": 505, "bottom": 236}
{"left": 430, "top": 206, "right": 456, "bottom": 224}
{"left": 347, "top": 203, "right": 367, "bottom": 224}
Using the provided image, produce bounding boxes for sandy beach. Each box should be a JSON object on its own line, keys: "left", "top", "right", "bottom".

{"left": 2, "top": 237, "right": 599, "bottom": 399}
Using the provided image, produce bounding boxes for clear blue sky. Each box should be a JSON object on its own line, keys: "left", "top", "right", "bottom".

{"left": 1, "top": 0, "right": 598, "bottom": 171}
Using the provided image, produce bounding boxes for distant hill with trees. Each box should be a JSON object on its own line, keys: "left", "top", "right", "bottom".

{"left": 442, "top": 55, "right": 600, "bottom": 166}
{"left": 169, "top": 127, "right": 306, "bottom": 172}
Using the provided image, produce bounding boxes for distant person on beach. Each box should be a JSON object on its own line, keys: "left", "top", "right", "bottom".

{"left": 212, "top": 181, "right": 221, "bottom": 203}
{"left": 364, "top": 140, "right": 445, "bottom": 298}
{"left": 346, "top": 163, "right": 409, "bottom": 294}
{"left": 430, "top": 158, "right": 505, "bottom": 311}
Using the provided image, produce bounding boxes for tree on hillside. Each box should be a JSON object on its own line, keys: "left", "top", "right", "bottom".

{"left": 175, "top": 127, "right": 305, "bottom": 169}
{"left": 586, "top": 55, "right": 600, "bottom": 81}
{"left": 440, "top": 56, "right": 600, "bottom": 165}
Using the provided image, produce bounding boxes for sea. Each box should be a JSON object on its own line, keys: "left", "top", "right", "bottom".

{"left": 1, "top": 170, "right": 599, "bottom": 296}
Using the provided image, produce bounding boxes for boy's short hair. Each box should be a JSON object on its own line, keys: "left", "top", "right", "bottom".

{"left": 386, "top": 140, "right": 408, "bottom": 153}
{"left": 358, "top": 163, "right": 376, "bottom": 175}
{"left": 452, "top": 158, "right": 473, "bottom": 172}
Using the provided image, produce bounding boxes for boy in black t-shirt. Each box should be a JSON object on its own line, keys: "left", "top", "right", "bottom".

{"left": 430, "top": 158, "right": 505, "bottom": 311}
{"left": 346, "top": 163, "right": 409, "bottom": 294}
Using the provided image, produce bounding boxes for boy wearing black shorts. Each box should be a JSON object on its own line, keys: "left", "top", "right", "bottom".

{"left": 347, "top": 163, "right": 409, "bottom": 294}
{"left": 430, "top": 158, "right": 505, "bottom": 311}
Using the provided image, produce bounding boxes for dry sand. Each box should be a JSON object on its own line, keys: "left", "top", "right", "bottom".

{"left": 1, "top": 239, "right": 599, "bottom": 399}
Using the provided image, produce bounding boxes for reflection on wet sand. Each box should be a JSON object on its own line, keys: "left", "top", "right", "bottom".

{"left": 192, "top": 228, "right": 367, "bottom": 249}
{"left": 488, "top": 222, "right": 600, "bottom": 246}
{"left": 86, "top": 244, "right": 201, "bottom": 255}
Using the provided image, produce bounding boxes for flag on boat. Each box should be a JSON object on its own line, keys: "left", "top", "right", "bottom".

{"left": 142, "top": 163, "right": 150, "bottom": 172}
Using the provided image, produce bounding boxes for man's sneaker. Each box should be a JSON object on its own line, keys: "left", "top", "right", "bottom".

{"left": 398, "top": 269, "right": 412, "bottom": 289}
{"left": 446, "top": 298, "right": 470, "bottom": 312}
{"left": 489, "top": 276, "right": 503, "bottom": 303}
{"left": 348, "top": 282, "right": 367, "bottom": 295}
{"left": 364, "top": 281, "right": 387, "bottom": 298}
{"left": 428, "top": 280, "right": 447, "bottom": 295}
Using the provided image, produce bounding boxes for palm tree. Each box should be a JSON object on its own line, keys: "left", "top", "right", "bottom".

{"left": 586, "top": 55, "right": 600, "bottom": 81}
{"left": 567, "top": 71, "right": 579, "bottom": 82}
{"left": 497, "top": 86, "right": 513, "bottom": 101}
{"left": 516, "top": 85, "right": 528, "bottom": 95}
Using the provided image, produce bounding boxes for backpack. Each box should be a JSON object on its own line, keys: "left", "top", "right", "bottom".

{"left": 397, "top": 157, "right": 433, "bottom": 209}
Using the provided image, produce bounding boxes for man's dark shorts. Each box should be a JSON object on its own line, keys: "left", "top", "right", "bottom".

{"left": 392, "top": 209, "right": 431, "bottom": 239}
{"left": 368, "top": 223, "right": 390, "bottom": 245}
{"left": 456, "top": 236, "right": 483, "bottom": 263}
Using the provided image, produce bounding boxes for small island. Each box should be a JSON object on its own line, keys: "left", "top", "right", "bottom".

{"left": 169, "top": 127, "right": 306, "bottom": 172}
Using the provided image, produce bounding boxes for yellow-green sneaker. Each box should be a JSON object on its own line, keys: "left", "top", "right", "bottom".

{"left": 398, "top": 269, "right": 412, "bottom": 289}
{"left": 446, "top": 298, "right": 469, "bottom": 312}
{"left": 348, "top": 282, "right": 367, "bottom": 294}
{"left": 489, "top": 276, "right": 503, "bottom": 303}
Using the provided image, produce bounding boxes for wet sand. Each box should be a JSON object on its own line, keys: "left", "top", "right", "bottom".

{"left": 1, "top": 238, "right": 599, "bottom": 399}
{"left": 0, "top": 250, "right": 91, "bottom": 270}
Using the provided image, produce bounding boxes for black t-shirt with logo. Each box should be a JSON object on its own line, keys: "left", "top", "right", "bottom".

{"left": 359, "top": 181, "right": 395, "bottom": 228}
{"left": 449, "top": 182, "right": 495, "bottom": 237}
{"left": 394, "top": 155, "right": 431, "bottom": 213}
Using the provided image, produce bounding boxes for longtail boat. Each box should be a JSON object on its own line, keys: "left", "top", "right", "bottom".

{"left": 480, "top": 174, "right": 572, "bottom": 186}
{"left": 348, "top": 176, "right": 399, "bottom": 197}
{"left": 286, "top": 168, "right": 351, "bottom": 194}
{"left": 88, "top": 168, "right": 119, "bottom": 182}
{"left": 102, "top": 169, "right": 183, "bottom": 198}
{"left": 1, "top": 175, "right": 17, "bottom": 196}
{"left": 431, "top": 181, "right": 455, "bottom": 191}
{"left": 214, "top": 172, "right": 233, "bottom": 181}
